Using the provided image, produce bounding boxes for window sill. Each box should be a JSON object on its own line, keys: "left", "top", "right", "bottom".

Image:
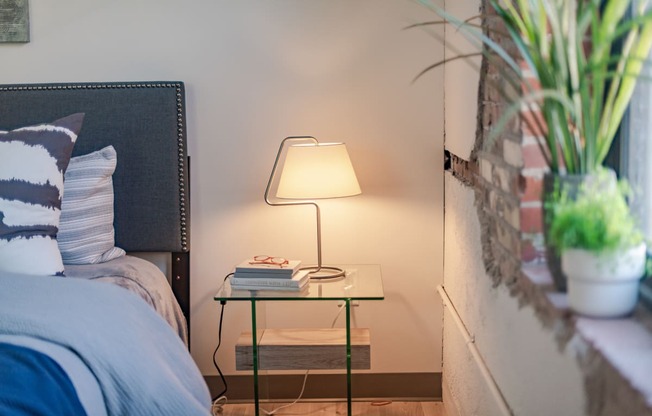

{"left": 521, "top": 264, "right": 652, "bottom": 410}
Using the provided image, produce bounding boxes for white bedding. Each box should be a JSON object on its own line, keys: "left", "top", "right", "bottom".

{"left": 0, "top": 270, "right": 211, "bottom": 416}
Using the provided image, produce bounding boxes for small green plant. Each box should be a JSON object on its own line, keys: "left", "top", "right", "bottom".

{"left": 549, "top": 169, "right": 644, "bottom": 253}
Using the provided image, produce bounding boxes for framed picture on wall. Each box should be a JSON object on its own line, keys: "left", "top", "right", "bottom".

{"left": 0, "top": 0, "right": 29, "bottom": 43}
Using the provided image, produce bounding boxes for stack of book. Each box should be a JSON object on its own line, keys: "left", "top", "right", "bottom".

{"left": 230, "top": 258, "right": 309, "bottom": 292}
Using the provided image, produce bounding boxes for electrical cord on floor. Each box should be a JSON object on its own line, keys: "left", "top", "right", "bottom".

{"left": 261, "top": 371, "right": 310, "bottom": 415}
{"left": 211, "top": 272, "right": 233, "bottom": 416}
{"left": 262, "top": 301, "right": 350, "bottom": 415}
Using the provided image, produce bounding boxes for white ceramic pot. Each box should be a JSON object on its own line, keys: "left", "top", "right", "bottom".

{"left": 561, "top": 243, "right": 646, "bottom": 318}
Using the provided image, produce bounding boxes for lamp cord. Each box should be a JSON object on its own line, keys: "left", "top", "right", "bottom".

{"left": 262, "top": 301, "right": 350, "bottom": 415}
{"left": 211, "top": 272, "right": 356, "bottom": 415}
{"left": 211, "top": 272, "right": 233, "bottom": 415}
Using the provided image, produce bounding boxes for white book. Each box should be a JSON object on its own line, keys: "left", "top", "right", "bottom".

{"left": 230, "top": 280, "right": 309, "bottom": 292}
{"left": 231, "top": 270, "right": 310, "bottom": 288}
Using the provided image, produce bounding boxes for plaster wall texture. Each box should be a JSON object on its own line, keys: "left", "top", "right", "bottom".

{"left": 0, "top": 0, "right": 445, "bottom": 376}
{"left": 442, "top": 305, "right": 507, "bottom": 416}
{"left": 442, "top": 0, "right": 482, "bottom": 160}
{"left": 443, "top": 173, "right": 586, "bottom": 415}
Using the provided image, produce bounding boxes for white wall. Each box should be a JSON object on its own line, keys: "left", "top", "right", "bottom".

{"left": 444, "top": 174, "right": 586, "bottom": 416}
{"left": 0, "top": 0, "right": 445, "bottom": 376}
{"left": 443, "top": 0, "right": 482, "bottom": 157}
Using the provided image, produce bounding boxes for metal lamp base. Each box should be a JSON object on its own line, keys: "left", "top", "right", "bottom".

{"left": 301, "top": 265, "right": 346, "bottom": 280}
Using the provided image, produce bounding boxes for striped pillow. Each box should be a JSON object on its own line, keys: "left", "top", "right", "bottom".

{"left": 58, "top": 146, "right": 126, "bottom": 264}
{"left": 0, "top": 113, "right": 84, "bottom": 276}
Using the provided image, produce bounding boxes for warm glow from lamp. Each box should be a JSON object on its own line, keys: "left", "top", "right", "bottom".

{"left": 264, "top": 136, "right": 361, "bottom": 280}
{"left": 276, "top": 143, "right": 361, "bottom": 199}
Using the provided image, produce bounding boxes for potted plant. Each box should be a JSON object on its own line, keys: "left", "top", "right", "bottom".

{"left": 411, "top": 0, "right": 652, "bottom": 289}
{"left": 414, "top": 0, "right": 652, "bottom": 173}
{"left": 548, "top": 169, "right": 646, "bottom": 317}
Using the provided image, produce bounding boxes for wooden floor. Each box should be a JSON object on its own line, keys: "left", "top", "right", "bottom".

{"left": 219, "top": 401, "right": 444, "bottom": 415}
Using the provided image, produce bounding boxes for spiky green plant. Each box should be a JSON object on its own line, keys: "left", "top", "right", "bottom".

{"left": 412, "top": 0, "right": 652, "bottom": 174}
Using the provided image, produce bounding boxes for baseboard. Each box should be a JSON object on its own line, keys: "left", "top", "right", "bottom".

{"left": 205, "top": 372, "right": 442, "bottom": 401}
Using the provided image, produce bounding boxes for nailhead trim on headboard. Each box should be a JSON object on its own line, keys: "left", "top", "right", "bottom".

{"left": 0, "top": 82, "right": 190, "bottom": 252}
{"left": 174, "top": 85, "right": 189, "bottom": 252}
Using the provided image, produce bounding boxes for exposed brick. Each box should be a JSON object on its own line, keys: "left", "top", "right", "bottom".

{"left": 488, "top": 189, "right": 520, "bottom": 230}
{"left": 520, "top": 232, "right": 546, "bottom": 263}
{"left": 485, "top": 79, "right": 504, "bottom": 104}
{"left": 522, "top": 76, "right": 541, "bottom": 92}
{"left": 519, "top": 58, "right": 532, "bottom": 73}
{"left": 448, "top": 152, "right": 478, "bottom": 186}
{"left": 483, "top": 234, "right": 517, "bottom": 287}
{"left": 494, "top": 164, "right": 511, "bottom": 193}
{"left": 520, "top": 174, "right": 543, "bottom": 202}
{"left": 521, "top": 109, "right": 547, "bottom": 137}
{"left": 491, "top": 241, "right": 521, "bottom": 286}
{"left": 520, "top": 205, "right": 543, "bottom": 234}
{"left": 495, "top": 217, "right": 520, "bottom": 255}
{"left": 491, "top": 134, "right": 505, "bottom": 158}
{"left": 483, "top": 101, "right": 502, "bottom": 133}
{"left": 521, "top": 239, "right": 538, "bottom": 263}
{"left": 509, "top": 168, "right": 522, "bottom": 195}
{"left": 503, "top": 139, "right": 524, "bottom": 168}
{"left": 480, "top": 158, "right": 493, "bottom": 184}
{"left": 520, "top": 65, "right": 541, "bottom": 92}
{"left": 474, "top": 2, "right": 548, "bottom": 290}
{"left": 522, "top": 141, "right": 549, "bottom": 169}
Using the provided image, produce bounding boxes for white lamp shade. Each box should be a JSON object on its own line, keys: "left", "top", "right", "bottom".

{"left": 276, "top": 143, "right": 361, "bottom": 199}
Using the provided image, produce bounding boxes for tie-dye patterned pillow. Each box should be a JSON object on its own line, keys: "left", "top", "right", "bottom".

{"left": 0, "top": 113, "right": 84, "bottom": 276}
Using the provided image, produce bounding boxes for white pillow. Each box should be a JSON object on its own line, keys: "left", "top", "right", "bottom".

{"left": 58, "top": 145, "right": 125, "bottom": 264}
{"left": 0, "top": 113, "right": 84, "bottom": 276}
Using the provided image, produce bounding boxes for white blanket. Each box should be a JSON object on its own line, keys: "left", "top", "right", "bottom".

{"left": 0, "top": 271, "right": 211, "bottom": 416}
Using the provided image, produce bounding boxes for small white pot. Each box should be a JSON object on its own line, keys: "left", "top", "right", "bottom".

{"left": 561, "top": 243, "right": 646, "bottom": 318}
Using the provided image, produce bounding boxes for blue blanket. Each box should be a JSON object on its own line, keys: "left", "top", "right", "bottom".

{"left": 0, "top": 343, "right": 87, "bottom": 415}
{"left": 0, "top": 272, "right": 211, "bottom": 416}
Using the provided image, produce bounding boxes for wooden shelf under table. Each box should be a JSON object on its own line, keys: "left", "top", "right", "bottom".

{"left": 235, "top": 328, "right": 371, "bottom": 371}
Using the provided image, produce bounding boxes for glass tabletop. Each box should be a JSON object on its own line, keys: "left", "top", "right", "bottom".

{"left": 214, "top": 264, "right": 384, "bottom": 301}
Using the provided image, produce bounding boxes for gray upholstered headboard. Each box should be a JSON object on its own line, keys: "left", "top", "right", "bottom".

{"left": 0, "top": 81, "right": 191, "bottom": 326}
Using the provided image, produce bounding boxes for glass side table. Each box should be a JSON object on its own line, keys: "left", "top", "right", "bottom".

{"left": 214, "top": 264, "right": 384, "bottom": 416}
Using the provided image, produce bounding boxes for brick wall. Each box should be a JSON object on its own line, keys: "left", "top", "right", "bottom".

{"left": 446, "top": 0, "right": 550, "bottom": 286}
{"left": 518, "top": 61, "right": 550, "bottom": 265}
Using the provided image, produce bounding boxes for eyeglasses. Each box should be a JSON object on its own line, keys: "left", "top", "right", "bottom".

{"left": 249, "top": 255, "right": 289, "bottom": 268}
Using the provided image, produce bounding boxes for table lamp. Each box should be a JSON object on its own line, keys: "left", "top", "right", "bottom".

{"left": 264, "top": 136, "right": 361, "bottom": 279}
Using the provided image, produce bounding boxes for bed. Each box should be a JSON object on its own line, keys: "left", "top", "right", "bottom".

{"left": 0, "top": 82, "right": 211, "bottom": 415}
